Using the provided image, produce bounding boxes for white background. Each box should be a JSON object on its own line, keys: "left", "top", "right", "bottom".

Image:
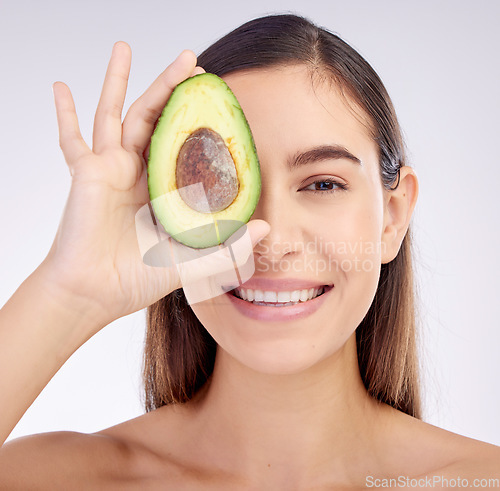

{"left": 1, "top": 0, "right": 499, "bottom": 446}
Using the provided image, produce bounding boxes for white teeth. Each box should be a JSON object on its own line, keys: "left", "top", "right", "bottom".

{"left": 263, "top": 291, "right": 278, "bottom": 302}
{"left": 277, "top": 291, "right": 290, "bottom": 303}
{"left": 233, "top": 286, "right": 325, "bottom": 304}
{"left": 254, "top": 290, "right": 264, "bottom": 302}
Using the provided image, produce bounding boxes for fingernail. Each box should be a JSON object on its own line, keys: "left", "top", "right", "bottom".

{"left": 173, "top": 49, "right": 196, "bottom": 66}
{"left": 51, "top": 82, "right": 60, "bottom": 98}
{"left": 173, "top": 51, "right": 185, "bottom": 64}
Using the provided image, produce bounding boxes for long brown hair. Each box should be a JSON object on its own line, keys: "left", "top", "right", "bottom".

{"left": 144, "top": 14, "right": 421, "bottom": 419}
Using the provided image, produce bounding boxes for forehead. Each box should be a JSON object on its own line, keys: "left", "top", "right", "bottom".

{"left": 222, "top": 65, "right": 378, "bottom": 167}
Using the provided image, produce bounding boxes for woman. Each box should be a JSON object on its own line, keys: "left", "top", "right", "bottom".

{"left": 0, "top": 14, "right": 498, "bottom": 489}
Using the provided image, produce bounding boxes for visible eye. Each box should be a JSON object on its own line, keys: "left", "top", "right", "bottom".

{"left": 300, "top": 178, "right": 347, "bottom": 195}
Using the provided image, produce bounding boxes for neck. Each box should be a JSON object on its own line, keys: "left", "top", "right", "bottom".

{"left": 188, "top": 333, "right": 390, "bottom": 487}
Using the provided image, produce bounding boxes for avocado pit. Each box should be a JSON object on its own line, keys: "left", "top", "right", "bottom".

{"left": 176, "top": 127, "right": 239, "bottom": 213}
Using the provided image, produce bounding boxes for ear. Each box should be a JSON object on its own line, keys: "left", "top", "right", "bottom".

{"left": 381, "top": 166, "right": 419, "bottom": 264}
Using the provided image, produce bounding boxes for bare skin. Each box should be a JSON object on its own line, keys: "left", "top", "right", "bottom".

{"left": 0, "top": 43, "right": 498, "bottom": 490}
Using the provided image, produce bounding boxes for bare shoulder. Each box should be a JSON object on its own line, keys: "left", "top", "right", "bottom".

{"left": 0, "top": 406, "right": 196, "bottom": 490}
{"left": 434, "top": 434, "right": 500, "bottom": 477}
{"left": 0, "top": 430, "right": 138, "bottom": 490}
{"left": 389, "top": 408, "right": 500, "bottom": 479}
{"left": 421, "top": 436, "right": 500, "bottom": 486}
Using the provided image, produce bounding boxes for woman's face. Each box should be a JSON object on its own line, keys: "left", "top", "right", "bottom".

{"left": 190, "top": 65, "right": 389, "bottom": 375}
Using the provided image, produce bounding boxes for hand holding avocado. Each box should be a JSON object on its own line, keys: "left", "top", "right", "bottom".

{"left": 0, "top": 42, "right": 269, "bottom": 447}
{"left": 43, "top": 42, "right": 269, "bottom": 330}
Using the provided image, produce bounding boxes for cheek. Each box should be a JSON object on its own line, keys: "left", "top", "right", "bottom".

{"left": 303, "top": 189, "right": 384, "bottom": 266}
{"left": 332, "top": 192, "right": 384, "bottom": 327}
{"left": 302, "top": 190, "right": 383, "bottom": 328}
{"left": 188, "top": 300, "right": 231, "bottom": 353}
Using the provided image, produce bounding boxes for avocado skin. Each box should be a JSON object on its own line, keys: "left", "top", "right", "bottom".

{"left": 147, "top": 73, "right": 261, "bottom": 249}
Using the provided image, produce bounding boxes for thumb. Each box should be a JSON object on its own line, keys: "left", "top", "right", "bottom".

{"left": 246, "top": 219, "right": 271, "bottom": 248}
{"left": 173, "top": 219, "right": 270, "bottom": 288}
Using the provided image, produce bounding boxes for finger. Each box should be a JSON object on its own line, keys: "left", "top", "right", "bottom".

{"left": 191, "top": 66, "right": 206, "bottom": 76}
{"left": 226, "top": 219, "right": 272, "bottom": 267}
{"left": 137, "top": 65, "right": 208, "bottom": 162}
{"left": 92, "top": 41, "right": 132, "bottom": 153}
{"left": 121, "top": 50, "right": 197, "bottom": 155}
{"left": 53, "top": 81, "right": 92, "bottom": 168}
{"left": 143, "top": 141, "right": 151, "bottom": 162}
{"left": 243, "top": 219, "right": 271, "bottom": 248}
{"left": 173, "top": 219, "right": 271, "bottom": 285}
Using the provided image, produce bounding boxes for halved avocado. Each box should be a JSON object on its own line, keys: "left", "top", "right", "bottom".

{"left": 147, "top": 73, "right": 261, "bottom": 249}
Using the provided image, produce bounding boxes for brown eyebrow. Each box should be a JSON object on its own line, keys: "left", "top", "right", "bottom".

{"left": 287, "top": 145, "right": 362, "bottom": 171}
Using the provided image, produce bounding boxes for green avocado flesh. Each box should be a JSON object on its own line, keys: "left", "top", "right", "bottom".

{"left": 147, "top": 73, "right": 261, "bottom": 249}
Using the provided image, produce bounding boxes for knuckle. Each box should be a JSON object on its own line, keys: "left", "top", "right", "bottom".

{"left": 96, "top": 102, "right": 123, "bottom": 121}
{"left": 142, "top": 105, "right": 161, "bottom": 126}
{"left": 113, "top": 70, "right": 130, "bottom": 84}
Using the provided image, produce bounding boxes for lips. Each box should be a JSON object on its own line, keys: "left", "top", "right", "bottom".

{"left": 225, "top": 282, "right": 334, "bottom": 322}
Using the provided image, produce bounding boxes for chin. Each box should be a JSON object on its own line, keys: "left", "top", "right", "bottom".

{"left": 231, "top": 346, "right": 322, "bottom": 376}
{"left": 190, "top": 287, "right": 360, "bottom": 377}
{"left": 211, "top": 324, "right": 353, "bottom": 378}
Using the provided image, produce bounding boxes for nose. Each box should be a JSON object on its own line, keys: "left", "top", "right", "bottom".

{"left": 250, "top": 182, "right": 304, "bottom": 267}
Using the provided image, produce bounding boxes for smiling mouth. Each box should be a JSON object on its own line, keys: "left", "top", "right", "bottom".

{"left": 229, "top": 285, "right": 333, "bottom": 307}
